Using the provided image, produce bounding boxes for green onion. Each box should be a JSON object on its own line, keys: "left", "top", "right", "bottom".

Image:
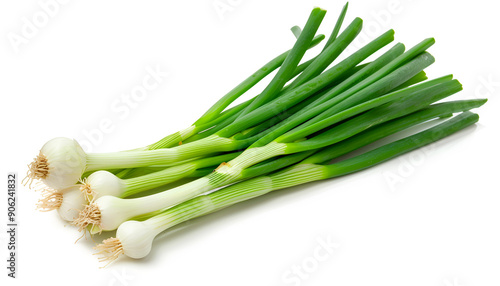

{"left": 218, "top": 29, "right": 395, "bottom": 138}
{"left": 290, "top": 26, "right": 302, "bottom": 39}
{"left": 36, "top": 152, "right": 241, "bottom": 221}
{"left": 132, "top": 98, "right": 485, "bottom": 223}
{"left": 36, "top": 186, "right": 85, "bottom": 222}
{"left": 236, "top": 8, "right": 327, "bottom": 117}
{"left": 22, "top": 5, "right": 487, "bottom": 266}
{"left": 249, "top": 41, "right": 407, "bottom": 147}
{"left": 285, "top": 17, "right": 363, "bottom": 90}
{"left": 94, "top": 111, "right": 480, "bottom": 262}
{"left": 322, "top": 2, "right": 349, "bottom": 51}
{"left": 75, "top": 77, "right": 483, "bottom": 233}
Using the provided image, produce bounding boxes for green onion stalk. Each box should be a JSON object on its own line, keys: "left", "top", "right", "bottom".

{"left": 95, "top": 110, "right": 481, "bottom": 263}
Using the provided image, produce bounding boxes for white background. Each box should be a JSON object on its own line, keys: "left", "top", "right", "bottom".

{"left": 1, "top": 0, "right": 499, "bottom": 285}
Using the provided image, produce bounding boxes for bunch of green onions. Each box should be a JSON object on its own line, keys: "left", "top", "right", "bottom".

{"left": 24, "top": 4, "right": 486, "bottom": 265}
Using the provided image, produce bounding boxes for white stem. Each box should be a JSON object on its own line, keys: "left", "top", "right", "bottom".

{"left": 93, "top": 142, "right": 287, "bottom": 231}
{"left": 85, "top": 135, "right": 234, "bottom": 171}
{"left": 96, "top": 177, "right": 215, "bottom": 231}
{"left": 112, "top": 164, "right": 327, "bottom": 259}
